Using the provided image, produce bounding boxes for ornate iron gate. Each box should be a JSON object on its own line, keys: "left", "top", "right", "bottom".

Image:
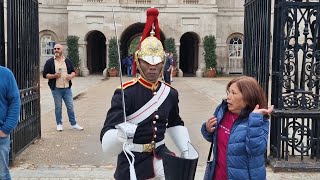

{"left": 5, "top": 0, "right": 41, "bottom": 162}
{"left": 243, "top": 0, "right": 271, "bottom": 91}
{"left": 269, "top": 0, "right": 320, "bottom": 171}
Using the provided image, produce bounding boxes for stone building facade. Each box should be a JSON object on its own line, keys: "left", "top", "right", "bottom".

{"left": 38, "top": 0, "right": 244, "bottom": 76}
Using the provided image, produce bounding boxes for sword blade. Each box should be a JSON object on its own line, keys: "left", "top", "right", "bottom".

{"left": 112, "top": 7, "right": 127, "bottom": 123}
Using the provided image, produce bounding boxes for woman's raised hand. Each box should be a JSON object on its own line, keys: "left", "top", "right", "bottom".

{"left": 252, "top": 104, "right": 274, "bottom": 116}
{"left": 206, "top": 116, "right": 217, "bottom": 133}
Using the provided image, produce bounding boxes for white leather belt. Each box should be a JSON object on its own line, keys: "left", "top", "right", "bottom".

{"left": 131, "top": 140, "right": 165, "bottom": 153}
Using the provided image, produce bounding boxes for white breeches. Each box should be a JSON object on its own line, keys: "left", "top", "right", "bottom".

{"left": 147, "top": 158, "right": 165, "bottom": 180}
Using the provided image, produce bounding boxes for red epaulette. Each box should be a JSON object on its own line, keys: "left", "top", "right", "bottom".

{"left": 117, "top": 78, "right": 138, "bottom": 89}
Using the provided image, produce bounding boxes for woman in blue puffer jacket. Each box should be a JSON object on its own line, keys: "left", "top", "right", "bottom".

{"left": 201, "top": 76, "right": 273, "bottom": 180}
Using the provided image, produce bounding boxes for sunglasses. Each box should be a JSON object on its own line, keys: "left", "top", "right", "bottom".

{"left": 54, "top": 48, "right": 60, "bottom": 50}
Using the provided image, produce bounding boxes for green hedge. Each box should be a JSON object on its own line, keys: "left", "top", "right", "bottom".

{"left": 108, "top": 37, "right": 120, "bottom": 69}
{"left": 203, "top": 35, "right": 217, "bottom": 70}
{"left": 66, "top": 35, "right": 80, "bottom": 68}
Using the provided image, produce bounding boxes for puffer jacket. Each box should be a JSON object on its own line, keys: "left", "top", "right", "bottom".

{"left": 201, "top": 100, "right": 269, "bottom": 180}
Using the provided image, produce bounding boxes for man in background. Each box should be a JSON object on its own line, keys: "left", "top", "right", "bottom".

{"left": 163, "top": 52, "right": 173, "bottom": 84}
{"left": 126, "top": 54, "right": 133, "bottom": 77}
{"left": 43, "top": 44, "right": 83, "bottom": 131}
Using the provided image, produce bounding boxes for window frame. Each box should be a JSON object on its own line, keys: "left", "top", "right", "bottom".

{"left": 40, "top": 35, "right": 55, "bottom": 56}
{"left": 228, "top": 37, "right": 243, "bottom": 58}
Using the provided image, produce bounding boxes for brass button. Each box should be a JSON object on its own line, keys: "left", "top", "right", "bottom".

{"left": 155, "top": 115, "right": 159, "bottom": 119}
{"left": 153, "top": 121, "right": 156, "bottom": 124}
{"left": 153, "top": 92, "right": 157, "bottom": 95}
{"left": 151, "top": 140, "right": 155, "bottom": 144}
{"left": 154, "top": 135, "right": 157, "bottom": 138}
{"left": 154, "top": 127, "right": 158, "bottom": 131}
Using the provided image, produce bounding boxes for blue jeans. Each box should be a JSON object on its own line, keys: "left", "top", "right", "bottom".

{"left": 51, "top": 88, "right": 77, "bottom": 125}
{"left": 164, "top": 71, "right": 171, "bottom": 84}
{"left": 127, "top": 66, "right": 132, "bottom": 77}
{"left": 0, "top": 136, "right": 11, "bottom": 180}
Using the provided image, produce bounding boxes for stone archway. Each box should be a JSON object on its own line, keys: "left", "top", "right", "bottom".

{"left": 86, "top": 31, "right": 106, "bottom": 74}
{"left": 180, "top": 32, "right": 199, "bottom": 76}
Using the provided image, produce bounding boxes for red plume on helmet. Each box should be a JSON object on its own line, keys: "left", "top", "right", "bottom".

{"left": 132, "top": 8, "right": 161, "bottom": 76}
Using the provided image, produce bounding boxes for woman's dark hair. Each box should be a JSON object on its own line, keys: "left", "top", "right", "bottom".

{"left": 226, "top": 76, "right": 268, "bottom": 118}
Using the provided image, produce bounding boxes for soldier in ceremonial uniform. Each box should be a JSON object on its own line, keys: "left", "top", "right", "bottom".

{"left": 100, "top": 8, "right": 193, "bottom": 180}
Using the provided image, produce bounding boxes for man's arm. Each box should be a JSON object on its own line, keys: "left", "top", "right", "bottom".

{"left": 43, "top": 59, "right": 60, "bottom": 79}
{"left": 100, "top": 89, "right": 129, "bottom": 157}
{"left": 167, "top": 58, "right": 173, "bottom": 72}
{"left": 166, "top": 89, "right": 192, "bottom": 158}
{"left": 0, "top": 70, "right": 20, "bottom": 136}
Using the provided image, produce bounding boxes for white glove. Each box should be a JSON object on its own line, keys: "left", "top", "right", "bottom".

{"left": 181, "top": 150, "right": 189, "bottom": 158}
{"left": 167, "top": 126, "right": 191, "bottom": 158}
{"left": 101, "top": 129, "right": 123, "bottom": 157}
{"left": 115, "top": 122, "right": 138, "bottom": 142}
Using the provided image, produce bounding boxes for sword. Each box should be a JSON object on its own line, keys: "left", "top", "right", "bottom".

{"left": 112, "top": 7, "right": 127, "bottom": 123}
{"left": 111, "top": 7, "right": 137, "bottom": 180}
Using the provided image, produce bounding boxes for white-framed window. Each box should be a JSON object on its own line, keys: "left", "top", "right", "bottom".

{"left": 228, "top": 37, "right": 243, "bottom": 58}
{"left": 41, "top": 35, "right": 55, "bottom": 56}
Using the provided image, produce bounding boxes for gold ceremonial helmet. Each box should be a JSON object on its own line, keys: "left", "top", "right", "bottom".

{"left": 136, "top": 31, "right": 165, "bottom": 65}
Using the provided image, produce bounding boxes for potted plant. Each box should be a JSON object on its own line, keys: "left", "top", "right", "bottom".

{"left": 203, "top": 35, "right": 217, "bottom": 77}
{"left": 66, "top": 35, "right": 80, "bottom": 76}
{"left": 164, "top": 37, "right": 178, "bottom": 77}
{"left": 108, "top": 37, "right": 120, "bottom": 77}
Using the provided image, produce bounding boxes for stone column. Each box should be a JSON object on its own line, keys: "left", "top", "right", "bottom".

{"left": 196, "top": 43, "right": 205, "bottom": 77}
{"left": 103, "top": 39, "right": 109, "bottom": 77}
{"left": 175, "top": 42, "right": 183, "bottom": 77}
{"left": 79, "top": 41, "right": 89, "bottom": 77}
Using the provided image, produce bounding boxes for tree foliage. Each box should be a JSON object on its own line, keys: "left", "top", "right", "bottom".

{"left": 129, "top": 36, "right": 141, "bottom": 55}
{"left": 108, "top": 37, "right": 120, "bottom": 69}
{"left": 203, "top": 35, "right": 217, "bottom": 69}
{"left": 66, "top": 35, "right": 80, "bottom": 68}
{"left": 164, "top": 37, "right": 177, "bottom": 61}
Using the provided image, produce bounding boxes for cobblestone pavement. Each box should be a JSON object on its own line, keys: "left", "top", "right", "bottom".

{"left": 10, "top": 76, "right": 320, "bottom": 179}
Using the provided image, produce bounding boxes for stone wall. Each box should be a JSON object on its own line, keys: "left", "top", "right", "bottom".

{"left": 38, "top": 0, "right": 245, "bottom": 76}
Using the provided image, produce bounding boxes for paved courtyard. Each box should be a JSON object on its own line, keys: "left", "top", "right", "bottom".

{"left": 10, "top": 75, "right": 320, "bottom": 179}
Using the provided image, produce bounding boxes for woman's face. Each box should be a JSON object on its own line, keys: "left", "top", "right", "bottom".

{"left": 227, "top": 83, "right": 247, "bottom": 115}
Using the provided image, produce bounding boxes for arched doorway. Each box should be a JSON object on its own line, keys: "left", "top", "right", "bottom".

{"left": 86, "top": 31, "right": 106, "bottom": 74}
{"left": 180, "top": 32, "right": 199, "bottom": 76}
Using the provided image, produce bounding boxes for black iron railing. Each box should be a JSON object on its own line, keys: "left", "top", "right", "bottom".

{"left": 243, "top": 0, "right": 271, "bottom": 92}
{"left": 269, "top": 0, "right": 320, "bottom": 171}
{"left": 7, "top": 0, "right": 41, "bottom": 162}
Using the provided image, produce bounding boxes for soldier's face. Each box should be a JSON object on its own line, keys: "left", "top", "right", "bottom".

{"left": 139, "top": 59, "right": 164, "bottom": 83}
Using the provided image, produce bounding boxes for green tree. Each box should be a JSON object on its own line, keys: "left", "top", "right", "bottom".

{"left": 129, "top": 36, "right": 141, "bottom": 55}
{"left": 203, "top": 35, "right": 217, "bottom": 70}
{"left": 66, "top": 35, "right": 80, "bottom": 68}
{"left": 164, "top": 38, "right": 177, "bottom": 61}
{"left": 108, "top": 37, "right": 120, "bottom": 69}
